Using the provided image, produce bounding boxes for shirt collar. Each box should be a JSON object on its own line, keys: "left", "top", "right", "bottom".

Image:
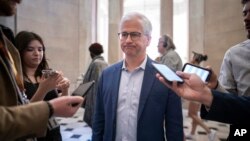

{"left": 122, "top": 56, "right": 147, "bottom": 71}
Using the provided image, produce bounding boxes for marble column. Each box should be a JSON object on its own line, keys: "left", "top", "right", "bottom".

{"left": 79, "top": 0, "right": 97, "bottom": 73}
{"left": 188, "top": 0, "right": 205, "bottom": 58}
{"left": 160, "top": 0, "right": 173, "bottom": 37}
{"left": 108, "top": 0, "right": 123, "bottom": 64}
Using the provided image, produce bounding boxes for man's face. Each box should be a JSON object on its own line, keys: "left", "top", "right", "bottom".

{"left": 119, "top": 19, "right": 151, "bottom": 58}
{"left": 0, "top": 0, "right": 21, "bottom": 16}
{"left": 243, "top": 1, "right": 250, "bottom": 39}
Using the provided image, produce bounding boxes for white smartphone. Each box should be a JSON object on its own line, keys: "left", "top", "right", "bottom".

{"left": 42, "top": 69, "right": 56, "bottom": 78}
{"left": 182, "top": 63, "right": 211, "bottom": 82}
{"left": 152, "top": 63, "right": 184, "bottom": 84}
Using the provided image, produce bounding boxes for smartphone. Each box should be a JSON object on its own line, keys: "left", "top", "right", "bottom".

{"left": 42, "top": 69, "right": 57, "bottom": 78}
{"left": 72, "top": 80, "right": 95, "bottom": 97}
{"left": 152, "top": 63, "right": 184, "bottom": 84}
{"left": 182, "top": 63, "right": 211, "bottom": 82}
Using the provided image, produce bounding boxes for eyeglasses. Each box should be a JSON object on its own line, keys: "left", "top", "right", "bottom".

{"left": 117, "top": 32, "right": 142, "bottom": 41}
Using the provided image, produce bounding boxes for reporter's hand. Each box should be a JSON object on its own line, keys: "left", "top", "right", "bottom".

{"left": 31, "top": 71, "right": 64, "bottom": 102}
{"left": 156, "top": 71, "right": 213, "bottom": 107}
{"left": 57, "top": 77, "right": 70, "bottom": 96}
{"left": 205, "top": 66, "right": 218, "bottom": 89}
{"left": 39, "top": 71, "right": 63, "bottom": 94}
{"left": 49, "top": 96, "right": 84, "bottom": 117}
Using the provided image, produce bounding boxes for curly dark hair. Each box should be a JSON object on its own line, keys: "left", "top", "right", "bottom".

{"left": 15, "top": 31, "right": 49, "bottom": 80}
{"left": 242, "top": 0, "right": 250, "bottom": 4}
{"left": 192, "top": 51, "right": 208, "bottom": 64}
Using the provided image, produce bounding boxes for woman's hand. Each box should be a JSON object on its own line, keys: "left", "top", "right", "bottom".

{"left": 57, "top": 77, "right": 70, "bottom": 96}
{"left": 30, "top": 71, "right": 63, "bottom": 102}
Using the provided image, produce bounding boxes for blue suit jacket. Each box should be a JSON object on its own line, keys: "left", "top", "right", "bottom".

{"left": 92, "top": 57, "right": 183, "bottom": 141}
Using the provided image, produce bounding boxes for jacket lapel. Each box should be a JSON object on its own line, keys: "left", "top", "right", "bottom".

{"left": 111, "top": 61, "right": 123, "bottom": 123}
{"left": 137, "top": 58, "right": 156, "bottom": 121}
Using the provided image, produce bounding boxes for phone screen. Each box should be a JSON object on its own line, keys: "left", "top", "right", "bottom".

{"left": 152, "top": 63, "right": 184, "bottom": 84}
{"left": 182, "top": 63, "right": 211, "bottom": 82}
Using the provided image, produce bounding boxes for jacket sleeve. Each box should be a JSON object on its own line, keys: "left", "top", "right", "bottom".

{"left": 200, "top": 90, "right": 250, "bottom": 124}
{"left": 165, "top": 89, "right": 184, "bottom": 141}
{"left": 92, "top": 73, "right": 105, "bottom": 141}
{"left": 0, "top": 101, "right": 49, "bottom": 140}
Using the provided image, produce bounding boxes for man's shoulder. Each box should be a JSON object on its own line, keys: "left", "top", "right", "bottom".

{"left": 92, "top": 59, "right": 108, "bottom": 67}
{"left": 0, "top": 24, "right": 15, "bottom": 45}
{"left": 102, "top": 61, "right": 122, "bottom": 73}
{"left": 163, "top": 49, "right": 180, "bottom": 58}
{"left": 230, "top": 40, "right": 250, "bottom": 49}
{"left": 224, "top": 40, "right": 250, "bottom": 56}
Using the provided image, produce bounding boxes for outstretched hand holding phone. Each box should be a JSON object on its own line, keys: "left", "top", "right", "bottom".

{"left": 156, "top": 71, "right": 213, "bottom": 107}
{"left": 49, "top": 96, "right": 84, "bottom": 117}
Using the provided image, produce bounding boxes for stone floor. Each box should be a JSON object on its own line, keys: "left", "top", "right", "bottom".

{"left": 57, "top": 100, "right": 229, "bottom": 141}
{"left": 183, "top": 109, "right": 229, "bottom": 141}
{"left": 57, "top": 108, "right": 92, "bottom": 141}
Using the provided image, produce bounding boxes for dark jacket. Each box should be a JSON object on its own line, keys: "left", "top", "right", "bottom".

{"left": 201, "top": 90, "right": 250, "bottom": 141}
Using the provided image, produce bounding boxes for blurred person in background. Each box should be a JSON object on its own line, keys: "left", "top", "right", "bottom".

{"left": 82, "top": 42, "right": 108, "bottom": 127}
{"left": 156, "top": 34, "right": 182, "bottom": 71}
{"left": 186, "top": 52, "right": 216, "bottom": 141}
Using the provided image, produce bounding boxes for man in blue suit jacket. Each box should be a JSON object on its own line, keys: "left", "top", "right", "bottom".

{"left": 92, "top": 12, "right": 183, "bottom": 141}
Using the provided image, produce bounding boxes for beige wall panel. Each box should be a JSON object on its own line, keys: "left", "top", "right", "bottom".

{"left": 204, "top": 0, "right": 245, "bottom": 74}
{"left": 161, "top": 0, "right": 173, "bottom": 37}
{"left": 108, "top": 0, "right": 123, "bottom": 64}
{"left": 189, "top": 0, "right": 204, "bottom": 63}
{"left": 189, "top": 0, "right": 245, "bottom": 74}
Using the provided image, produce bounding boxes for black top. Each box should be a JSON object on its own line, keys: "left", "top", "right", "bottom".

{"left": 24, "top": 81, "right": 58, "bottom": 101}
{"left": 24, "top": 80, "right": 62, "bottom": 141}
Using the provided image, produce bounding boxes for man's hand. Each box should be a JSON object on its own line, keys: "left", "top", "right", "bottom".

{"left": 49, "top": 96, "right": 84, "bottom": 117}
{"left": 205, "top": 66, "right": 218, "bottom": 89}
{"left": 156, "top": 71, "right": 213, "bottom": 107}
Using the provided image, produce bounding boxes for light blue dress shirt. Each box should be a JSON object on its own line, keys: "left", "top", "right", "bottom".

{"left": 115, "top": 57, "right": 147, "bottom": 141}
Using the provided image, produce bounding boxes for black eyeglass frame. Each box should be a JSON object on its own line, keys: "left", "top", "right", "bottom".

{"left": 117, "top": 32, "right": 142, "bottom": 41}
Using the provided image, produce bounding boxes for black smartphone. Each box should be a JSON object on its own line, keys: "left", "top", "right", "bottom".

{"left": 182, "top": 63, "right": 211, "bottom": 82}
{"left": 71, "top": 80, "right": 95, "bottom": 97}
{"left": 152, "top": 63, "right": 184, "bottom": 84}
